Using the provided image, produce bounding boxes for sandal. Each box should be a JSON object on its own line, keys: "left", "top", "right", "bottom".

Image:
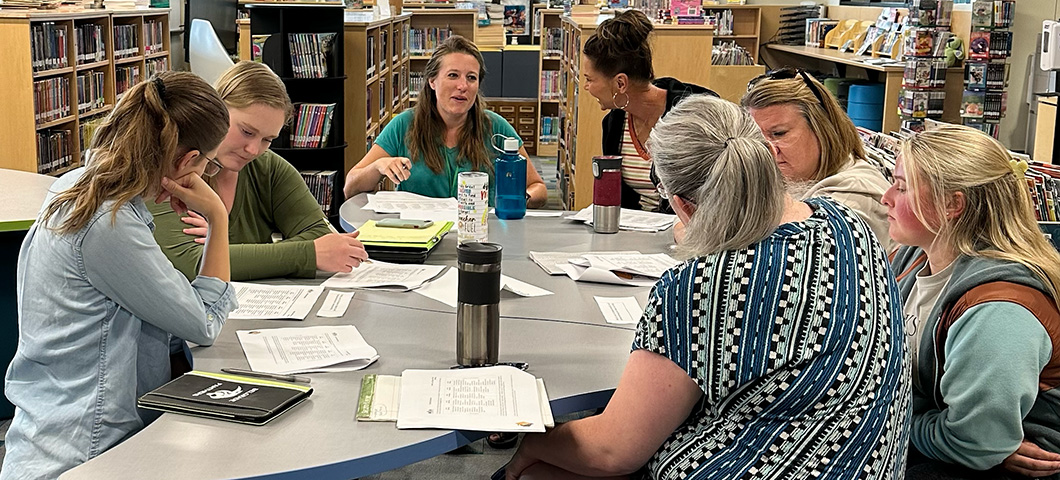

{"left": 487, "top": 432, "right": 519, "bottom": 450}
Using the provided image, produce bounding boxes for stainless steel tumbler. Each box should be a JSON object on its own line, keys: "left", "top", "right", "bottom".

{"left": 456, "top": 242, "right": 503, "bottom": 366}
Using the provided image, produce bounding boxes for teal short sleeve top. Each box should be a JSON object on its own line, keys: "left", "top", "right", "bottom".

{"left": 374, "top": 109, "right": 523, "bottom": 201}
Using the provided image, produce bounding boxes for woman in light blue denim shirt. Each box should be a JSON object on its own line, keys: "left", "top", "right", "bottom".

{"left": 2, "top": 71, "right": 238, "bottom": 480}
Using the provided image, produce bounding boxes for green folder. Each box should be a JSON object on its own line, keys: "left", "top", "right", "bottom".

{"left": 357, "top": 220, "right": 453, "bottom": 263}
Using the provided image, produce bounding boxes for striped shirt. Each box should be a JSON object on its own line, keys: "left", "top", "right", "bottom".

{"left": 633, "top": 198, "right": 911, "bottom": 480}
{"left": 621, "top": 116, "right": 659, "bottom": 211}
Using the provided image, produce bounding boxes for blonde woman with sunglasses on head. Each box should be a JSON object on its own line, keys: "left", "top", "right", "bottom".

{"left": 740, "top": 68, "right": 893, "bottom": 252}
{"left": 886, "top": 125, "right": 1060, "bottom": 479}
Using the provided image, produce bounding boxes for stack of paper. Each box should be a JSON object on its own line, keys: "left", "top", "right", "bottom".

{"left": 236, "top": 325, "right": 379, "bottom": 374}
{"left": 565, "top": 205, "right": 677, "bottom": 232}
{"left": 413, "top": 267, "right": 553, "bottom": 308}
{"left": 559, "top": 252, "right": 680, "bottom": 286}
{"left": 321, "top": 262, "right": 447, "bottom": 291}
{"left": 363, "top": 191, "right": 458, "bottom": 214}
{"left": 529, "top": 250, "right": 638, "bottom": 275}
{"left": 227, "top": 283, "right": 324, "bottom": 320}
{"left": 394, "top": 366, "right": 552, "bottom": 433}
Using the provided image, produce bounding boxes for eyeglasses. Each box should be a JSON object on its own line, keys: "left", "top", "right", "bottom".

{"left": 748, "top": 67, "right": 826, "bottom": 105}
{"left": 202, "top": 156, "right": 224, "bottom": 178}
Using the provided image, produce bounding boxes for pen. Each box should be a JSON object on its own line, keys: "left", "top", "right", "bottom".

{"left": 221, "top": 368, "right": 312, "bottom": 384}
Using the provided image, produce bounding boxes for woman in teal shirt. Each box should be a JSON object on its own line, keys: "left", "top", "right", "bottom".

{"left": 343, "top": 35, "right": 547, "bottom": 207}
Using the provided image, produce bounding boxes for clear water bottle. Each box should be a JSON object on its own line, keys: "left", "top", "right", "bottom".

{"left": 494, "top": 135, "right": 526, "bottom": 220}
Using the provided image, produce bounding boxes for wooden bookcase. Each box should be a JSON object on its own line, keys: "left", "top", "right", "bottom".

{"left": 703, "top": 5, "right": 760, "bottom": 63}
{"left": 537, "top": 8, "right": 562, "bottom": 158}
{"left": 558, "top": 14, "right": 712, "bottom": 210}
{"left": 247, "top": 3, "right": 346, "bottom": 223}
{"left": 406, "top": 8, "right": 477, "bottom": 107}
{"left": 0, "top": 8, "right": 170, "bottom": 175}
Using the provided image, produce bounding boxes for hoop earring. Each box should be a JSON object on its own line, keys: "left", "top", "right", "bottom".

{"left": 612, "top": 91, "right": 630, "bottom": 110}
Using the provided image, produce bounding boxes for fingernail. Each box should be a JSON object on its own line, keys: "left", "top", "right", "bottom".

{"left": 161, "top": 178, "right": 170, "bottom": 185}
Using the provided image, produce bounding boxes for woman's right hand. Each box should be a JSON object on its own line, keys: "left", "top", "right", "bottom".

{"left": 314, "top": 232, "right": 369, "bottom": 273}
{"left": 157, "top": 173, "right": 226, "bottom": 221}
{"left": 374, "top": 157, "right": 412, "bottom": 185}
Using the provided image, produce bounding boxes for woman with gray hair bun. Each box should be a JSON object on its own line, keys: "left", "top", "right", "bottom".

{"left": 501, "top": 94, "right": 910, "bottom": 480}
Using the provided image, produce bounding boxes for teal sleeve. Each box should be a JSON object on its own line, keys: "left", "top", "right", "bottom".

{"left": 488, "top": 111, "right": 523, "bottom": 147}
{"left": 375, "top": 110, "right": 411, "bottom": 158}
{"left": 911, "top": 302, "right": 1052, "bottom": 469}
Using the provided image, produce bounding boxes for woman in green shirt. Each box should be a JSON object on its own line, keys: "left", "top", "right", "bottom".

{"left": 151, "top": 61, "right": 368, "bottom": 280}
{"left": 343, "top": 35, "right": 547, "bottom": 207}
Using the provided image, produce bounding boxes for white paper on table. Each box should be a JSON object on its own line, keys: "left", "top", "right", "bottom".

{"left": 236, "top": 325, "right": 379, "bottom": 374}
{"left": 523, "top": 210, "right": 564, "bottom": 217}
{"left": 321, "top": 262, "right": 447, "bottom": 291}
{"left": 400, "top": 209, "right": 458, "bottom": 231}
{"left": 528, "top": 251, "right": 640, "bottom": 275}
{"left": 537, "top": 378, "right": 555, "bottom": 428}
{"left": 364, "top": 191, "right": 458, "bottom": 214}
{"left": 594, "top": 296, "right": 643, "bottom": 324}
{"left": 571, "top": 253, "right": 680, "bottom": 279}
{"left": 316, "top": 290, "right": 355, "bottom": 318}
{"left": 558, "top": 263, "right": 657, "bottom": 287}
{"left": 396, "top": 366, "right": 546, "bottom": 433}
{"left": 227, "top": 283, "right": 324, "bottom": 320}
{"left": 565, "top": 205, "right": 676, "bottom": 232}
{"left": 414, "top": 268, "right": 553, "bottom": 308}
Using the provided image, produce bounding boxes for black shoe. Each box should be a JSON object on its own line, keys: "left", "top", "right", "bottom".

{"left": 486, "top": 432, "right": 518, "bottom": 450}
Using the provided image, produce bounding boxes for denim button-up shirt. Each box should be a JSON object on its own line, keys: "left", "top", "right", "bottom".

{"left": 2, "top": 168, "right": 237, "bottom": 480}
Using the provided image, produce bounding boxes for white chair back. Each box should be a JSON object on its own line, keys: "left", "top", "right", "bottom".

{"left": 189, "top": 19, "right": 235, "bottom": 86}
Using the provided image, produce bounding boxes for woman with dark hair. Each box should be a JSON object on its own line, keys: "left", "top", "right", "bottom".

{"left": 583, "top": 9, "right": 717, "bottom": 213}
{"left": 344, "top": 35, "right": 547, "bottom": 207}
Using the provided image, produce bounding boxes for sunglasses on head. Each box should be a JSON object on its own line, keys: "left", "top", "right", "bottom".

{"left": 748, "top": 67, "right": 826, "bottom": 105}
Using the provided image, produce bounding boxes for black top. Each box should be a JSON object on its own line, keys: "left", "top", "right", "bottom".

{"left": 600, "top": 77, "right": 718, "bottom": 214}
{"left": 457, "top": 242, "right": 503, "bottom": 265}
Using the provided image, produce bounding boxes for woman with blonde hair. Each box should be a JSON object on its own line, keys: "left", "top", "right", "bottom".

{"left": 885, "top": 124, "right": 1060, "bottom": 479}
{"left": 2, "top": 72, "right": 236, "bottom": 480}
{"left": 343, "top": 35, "right": 547, "bottom": 207}
{"left": 502, "top": 94, "right": 909, "bottom": 480}
{"left": 151, "top": 61, "right": 368, "bottom": 280}
{"left": 742, "top": 69, "right": 892, "bottom": 250}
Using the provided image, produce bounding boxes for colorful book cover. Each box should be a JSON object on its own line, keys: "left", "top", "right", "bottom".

{"left": 961, "top": 90, "right": 985, "bottom": 118}
{"left": 969, "top": 30, "right": 990, "bottom": 60}
{"left": 971, "top": 0, "right": 993, "bottom": 26}
{"left": 670, "top": 0, "right": 701, "bottom": 17}
{"left": 503, "top": 5, "right": 527, "bottom": 36}
{"left": 965, "top": 62, "right": 987, "bottom": 89}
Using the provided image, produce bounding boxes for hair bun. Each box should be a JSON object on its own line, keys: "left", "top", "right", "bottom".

{"left": 599, "top": 10, "right": 653, "bottom": 51}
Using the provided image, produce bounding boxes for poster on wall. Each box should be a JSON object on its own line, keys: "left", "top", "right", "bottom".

{"left": 504, "top": 3, "right": 527, "bottom": 36}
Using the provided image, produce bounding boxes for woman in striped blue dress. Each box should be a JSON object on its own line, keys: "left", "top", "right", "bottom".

{"left": 503, "top": 94, "right": 911, "bottom": 480}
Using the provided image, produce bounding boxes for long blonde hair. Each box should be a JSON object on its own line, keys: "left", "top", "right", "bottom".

{"left": 41, "top": 71, "right": 230, "bottom": 234}
{"left": 741, "top": 74, "right": 866, "bottom": 181}
{"left": 649, "top": 94, "right": 785, "bottom": 257}
{"left": 215, "top": 60, "right": 294, "bottom": 123}
{"left": 408, "top": 35, "right": 493, "bottom": 174}
{"left": 903, "top": 124, "right": 1060, "bottom": 305}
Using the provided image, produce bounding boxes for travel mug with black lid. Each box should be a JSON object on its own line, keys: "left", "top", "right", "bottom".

{"left": 456, "top": 242, "right": 503, "bottom": 366}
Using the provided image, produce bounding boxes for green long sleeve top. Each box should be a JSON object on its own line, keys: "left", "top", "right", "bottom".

{"left": 149, "top": 150, "right": 331, "bottom": 281}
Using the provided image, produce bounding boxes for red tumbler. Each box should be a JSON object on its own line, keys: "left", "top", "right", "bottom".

{"left": 592, "top": 156, "right": 622, "bottom": 234}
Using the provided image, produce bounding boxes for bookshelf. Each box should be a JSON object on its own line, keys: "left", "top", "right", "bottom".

{"left": 702, "top": 5, "right": 761, "bottom": 63}
{"left": 247, "top": 3, "right": 346, "bottom": 223}
{"left": 0, "top": 8, "right": 170, "bottom": 175}
{"left": 405, "top": 8, "right": 477, "bottom": 106}
{"left": 537, "top": 8, "right": 561, "bottom": 158}
{"left": 557, "top": 14, "right": 712, "bottom": 210}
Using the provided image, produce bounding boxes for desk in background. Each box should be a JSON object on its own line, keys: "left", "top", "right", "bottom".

{"left": 62, "top": 194, "right": 675, "bottom": 479}
{"left": 0, "top": 168, "right": 57, "bottom": 418}
{"left": 764, "top": 44, "right": 965, "bottom": 134}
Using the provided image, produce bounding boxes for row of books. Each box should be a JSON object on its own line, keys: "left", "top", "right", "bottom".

{"left": 704, "top": 9, "right": 735, "bottom": 36}
{"left": 904, "top": 29, "right": 956, "bottom": 59}
{"left": 115, "top": 65, "right": 141, "bottom": 101}
{"left": 379, "top": 78, "right": 388, "bottom": 119}
{"left": 1026, "top": 162, "right": 1060, "bottom": 222}
{"left": 367, "top": 35, "right": 376, "bottom": 79}
{"left": 34, "top": 77, "right": 70, "bottom": 124}
{"left": 409, "top": 72, "right": 424, "bottom": 99}
{"left": 539, "top": 116, "right": 559, "bottom": 144}
{"left": 899, "top": 89, "right": 946, "bottom": 118}
{"left": 289, "top": 33, "right": 337, "bottom": 79}
{"left": 542, "top": 27, "right": 562, "bottom": 57}
{"left": 36, "top": 129, "right": 73, "bottom": 175}
{"left": 408, "top": 27, "right": 453, "bottom": 56}
{"left": 908, "top": 0, "right": 954, "bottom": 27}
{"left": 712, "top": 42, "right": 755, "bottom": 66}
{"left": 114, "top": 24, "right": 140, "bottom": 59}
{"left": 31, "top": 22, "right": 68, "bottom": 72}
{"left": 74, "top": 23, "right": 106, "bottom": 65}
{"left": 290, "top": 103, "right": 336, "bottom": 149}
{"left": 144, "top": 19, "right": 165, "bottom": 55}
{"left": 541, "top": 70, "right": 561, "bottom": 100}
{"left": 76, "top": 71, "right": 106, "bottom": 114}
{"left": 903, "top": 58, "right": 949, "bottom": 89}
{"left": 804, "top": 19, "right": 837, "bottom": 48}
{"left": 960, "top": 90, "right": 1008, "bottom": 122}
{"left": 971, "top": 0, "right": 1015, "bottom": 29}
{"left": 300, "top": 170, "right": 338, "bottom": 214}
{"left": 964, "top": 61, "right": 1008, "bottom": 91}
{"left": 145, "top": 57, "right": 169, "bottom": 79}
{"left": 968, "top": 29, "right": 1012, "bottom": 61}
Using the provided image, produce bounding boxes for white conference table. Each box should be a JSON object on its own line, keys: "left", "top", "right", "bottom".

{"left": 61, "top": 195, "right": 675, "bottom": 480}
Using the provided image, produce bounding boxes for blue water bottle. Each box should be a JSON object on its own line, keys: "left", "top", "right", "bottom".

{"left": 493, "top": 135, "right": 526, "bottom": 219}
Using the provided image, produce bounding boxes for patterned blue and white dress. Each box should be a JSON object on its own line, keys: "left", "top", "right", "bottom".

{"left": 633, "top": 197, "right": 911, "bottom": 480}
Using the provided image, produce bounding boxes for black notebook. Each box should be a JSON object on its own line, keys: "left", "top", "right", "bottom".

{"left": 138, "top": 371, "right": 313, "bottom": 425}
